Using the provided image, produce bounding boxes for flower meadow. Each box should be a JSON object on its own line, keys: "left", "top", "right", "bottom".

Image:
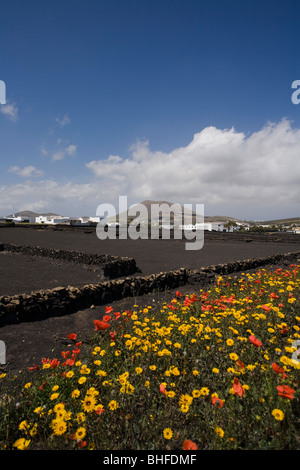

{"left": 0, "top": 264, "right": 300, "bottom": 450}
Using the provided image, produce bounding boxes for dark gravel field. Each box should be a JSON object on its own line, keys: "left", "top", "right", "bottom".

{"left": 1, "top": 226, "right": 300, "bottom": 280}
{"left": 0, "top": 250, "right": 105, "bottom": 296}
{"left": 0, "top": 226, "right": 299, "bottom": 376}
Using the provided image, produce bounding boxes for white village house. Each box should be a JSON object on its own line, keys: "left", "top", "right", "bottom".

{"left": 13, "top": 215, "right": 37, "bottom": 224}
{"left": 0, "top": 213, "right": 102, "bottom": 225}
{"left": 34, "top": 215, "right": 70, "bottom": 224}
{"left": 178, "top": 222, "right": 232, "bottom": 232}
{"left": 69, "top": 216, "right": 102, "bottom": 226}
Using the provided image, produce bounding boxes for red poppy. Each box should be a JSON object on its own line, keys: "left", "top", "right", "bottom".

{"left": 272, "top": 363, "right": 288, "bottom": 379}
{"left": 110, "top": 330, "right": 117, "bottom": 341}
{"left": 211, "top": 396, "right": 224, "bottom": 408}
{"left": 249, "top": 335, "right": 262, "bottom": 348}
{"left": 95, "top": 405, "right": 105, "bottom": 415}
{"left": 39, "top": 381, "right": 47, "bottom": 390}
{"left": 280, "top": 327, "right": 289, "bottom": 335}
{"left": 235, "top": 360, "right": 245, "bottom": 371}
{"left": 160, "top": 383, "right": 167, "bottom": 395}
{"left": 270, "top": 293, "right": 279, "bottom": 299}
{"left": 94, "top": 319, "right": 110, "bottom": 331}
{"left": 42, "top": 357, "right": 60, "bottom": 368}
{"left": 67, "top": 333, "right": 77, "bottom": 341}
{"left": 61, "top": 350, "right": 70, "bottom": 359}
{"left": 233, "top": 377, "right": 245, "bottom": 397}
{"left": 77, "top": 440, "right": 87, "bottom": 448}
{"left": 50, "top": 358, "right": 60, "bottom": 368}
{"left": 103, "top": 315, "right": 111, "bottom": 322}
{"left": 114, "top": 311, "right": 121, "bottom": 319}
{"left": 167, "top": 304, "right": 177, "bottom": 310}
{"left": 65, "top": 356, "right": 76, "bottom": 366}
{"left": 105, "top": 306, "right": 113, "bottom": 314}
{"left": 176, "top": 291, "right": 182, "bottom": 297}
{"left": 261, "top": 305, "right": 271, "bottom": 312}
{"left": 277, "top": 384, "right": 295, "bottom": 400}
{"left": 183, "top": 440, "right": 198, "bottom": 450}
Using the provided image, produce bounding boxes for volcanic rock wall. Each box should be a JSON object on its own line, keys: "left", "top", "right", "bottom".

{"left": 0, "top": 250, "right": 299, "bottom": 327}
{"left": 0, "top": 242, "right": 139, "bottom": 279}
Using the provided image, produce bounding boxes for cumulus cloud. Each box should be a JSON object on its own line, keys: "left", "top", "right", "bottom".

{"left": 0, "top": 101, "right": 18, "bottom": 121}
{"left": 1, "top": 119, "right": 299, "bottom": 219}
{"left": 52, "top": 144, "right": 78, "bottom": 161}
{"left": 52, "top": 150, "right": 65, "bottom": 161}
{"left": 65, "top": 144, "right": 77, "bottom": 156}
{"left": 85, "top": 119, "right": 300, "bottom": 216}
{"left": 8, "top": 165, "right": 43, "bottom": 178}
{"left": 0, "top": 180, "right": 102, "bottom": 215}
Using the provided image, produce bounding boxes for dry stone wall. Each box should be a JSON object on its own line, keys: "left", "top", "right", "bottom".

{"left": 0, "top": 250, "right": 299, "bottom": 327}
{"left": 0, "top": 242, "right": 139, "bottom": 279}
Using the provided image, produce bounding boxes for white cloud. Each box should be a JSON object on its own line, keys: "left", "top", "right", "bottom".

{"left": 0, "top": 119, "right": 299, "bottom": 219}
{"left": 52, "top": 144, "right": 78, "bottom": 161}
{"left": 8, "top": 165, "right": 43, "bottom": 178}
{"left": 40, "top": 145, "right": 49, "bottom": 156}
{"left": 86, "top": 118, "right": 300, "bottom": 217}
{"left": 52, "top": 150, "right": 65, "bottom": 161}
{"left": 0, "top": 101, "right": 18, "bottom": 121}
{"left": 65, "top": 144, "right": 78, "bottom": 156}
{"left": 0, "top": 180, "right": 102, "bottom": 216}
{"left": 55, "top": 113, "right": 70, "bottom": 127}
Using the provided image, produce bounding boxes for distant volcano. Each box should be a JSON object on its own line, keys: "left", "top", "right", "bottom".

{"left": 5, "top": 210, "right": 62, "bottom": 218}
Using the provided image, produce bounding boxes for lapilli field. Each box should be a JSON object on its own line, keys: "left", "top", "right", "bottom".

{"left": 0, "top": 264, "right": 299, "bottom": 450}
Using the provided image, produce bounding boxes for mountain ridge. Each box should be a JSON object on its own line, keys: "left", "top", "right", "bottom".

{"left": 3, "top": 204, "right": 300, "bottom": 226}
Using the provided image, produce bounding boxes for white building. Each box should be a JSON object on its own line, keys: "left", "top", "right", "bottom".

{"left": 70, "top": 216, "right": 103, "bottom": 226}
{"left": 179, "top": 223, "right": 228, "bottom": 232}
{"left": 35, "top": 215, "right": 70, "bottom": 224}
{"left": 235, "top": 222, "right": 250, "bottom": 230}
{"left": 84, "top": 216, "right": 102, "bottom": 223}
{"left": 4, "top": 215, "right": 36, "bottom": 224}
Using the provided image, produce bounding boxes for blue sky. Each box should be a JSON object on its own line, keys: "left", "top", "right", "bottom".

{"left": 1, "top": 0, "right": 300, "bottom": 220}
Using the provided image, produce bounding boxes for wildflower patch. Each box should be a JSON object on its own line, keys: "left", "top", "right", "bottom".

{"left": 0, "top": 264, "right": 300, "bottom": 450}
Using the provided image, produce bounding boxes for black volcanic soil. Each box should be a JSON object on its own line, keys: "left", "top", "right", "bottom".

{"left": 0, "top": 226, "right": 299, "bottom": 377}
{"left": 1, "top": 226, "right": 300, "bottom": 279}
{"left": 0, "top": 250, "right": 105, "bottom": 296}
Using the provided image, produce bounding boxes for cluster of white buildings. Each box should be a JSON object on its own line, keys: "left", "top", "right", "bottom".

{"left": 178, "top": 223, "right": 237, "bottom": 232}
{"left": 6, "top": 213, "right": 300, "bottom": 233}
{"left": 178, "top": 221, "right": 252, "bottom": 232}
{"left": 0, "top": 214, "right": 102, "bottom": 226}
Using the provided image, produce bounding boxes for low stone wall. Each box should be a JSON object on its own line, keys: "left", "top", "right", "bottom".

{"left": 1, "top": 223, "right": 300, "bottom": 244}
{"left": 0, "top": 250, "right": 299, "bottom": 326}
{"left": 0, "top": 242, "right": 139, "bottom": 279}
